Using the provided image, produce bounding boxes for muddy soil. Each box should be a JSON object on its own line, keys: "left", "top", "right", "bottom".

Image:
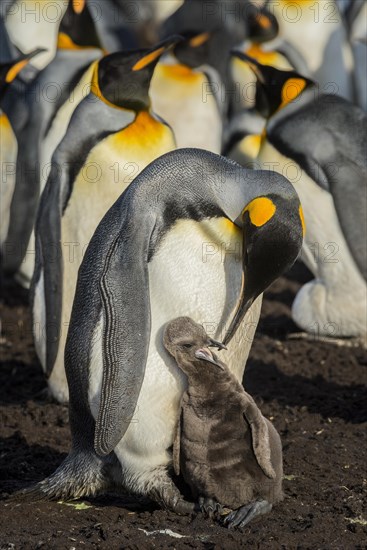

{"left": 1, "top": 263, "right": 366, "bottom": 549}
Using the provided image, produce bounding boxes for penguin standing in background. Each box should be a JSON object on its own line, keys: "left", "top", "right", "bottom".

{"left": 2, "top": 0, "right": 103, "bottom": 287}
{"left": 32, "top": 40, "right": 178, "bottom": 403}
{"left": 267, "top": 0, "right": 354, "bottom": 101}
{"left": 31, "top": 148, "right": 303, "bottom": 511}
{"left": 232, "top": 52, "right": 367, "bottom": 338}
{"left": 150, "top": 31, "right": 224, "bottom": 153}
{"left": 90, "top": 0, "right": 183, "bottom": 51}
{"left": 4, "top": 0, "right": 68, "bottom": 70}
{"left": 0, "top": 49, "right": 45, "bottom": 258}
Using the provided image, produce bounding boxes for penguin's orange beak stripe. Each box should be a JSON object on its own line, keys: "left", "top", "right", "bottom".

{"left": 243, "top": 197, "right": 276, "bottom": 227}
{"left": 133, "top": 47, "right": 165, "bottom": 71}
{"left": 6, "top": 59, "right": 29, "bottom": 83}
{"left": 72, "top": 0, "right": 85, "bottom": 14}
{"left": 189, "top": 32, "right": 211, "bottom": 48}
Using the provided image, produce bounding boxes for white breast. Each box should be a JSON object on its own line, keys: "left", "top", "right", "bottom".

{"left": 91, "top": 218, "right": 263, "bottom": 477}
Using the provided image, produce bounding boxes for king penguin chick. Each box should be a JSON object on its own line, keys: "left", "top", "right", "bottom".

{"left": 32, "top": 39, "right": 178, "bottom": 403}
{"left": 2, "top": 0, "right": 104, "bottom": 287}
{"left": 231, "top": 52, "right": 367, "bottom": 338}
{"left": 164, "top": 316, "right": 283, "bottom": 529}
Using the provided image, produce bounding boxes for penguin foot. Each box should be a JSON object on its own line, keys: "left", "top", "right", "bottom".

{"left": 148, "top": 478, "right": 194, "bottom": 515}
{"left": 198, "top": 496, "right": 223, "bottom": 519}
{"left": 222, "top": 499, "right": 272, "bottom": 529}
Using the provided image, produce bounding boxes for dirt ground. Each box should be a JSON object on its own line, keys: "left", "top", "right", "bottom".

{"left": 1, "top": 262, "right": 366, "bottom": 550}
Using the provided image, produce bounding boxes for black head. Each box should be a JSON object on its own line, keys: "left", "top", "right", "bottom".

{"left": 91, "top": 36, "right": 181, "bottom": 110}
{"left": 224, "top": 193, "right": 305, "bottom": 345}
{"left": 247, "top": 5, "right": 279, "bottom": 43}
{"left": 164, "top": 317, "right": 227, "bottom": 377}
{"left": 58, "top": 0, "right": 102, "bottom": 50}
{"left": 0, "top": 48, "right": 45, "bottom": 102}
{"left": 230, "top": 51, "right": 315, "bottom": 118}
{"left": 173, "top": 31, "right": 213, "bottom": 69}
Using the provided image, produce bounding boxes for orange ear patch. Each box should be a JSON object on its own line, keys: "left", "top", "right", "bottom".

{"left": 257, "top": 14, "right": 272, "bottom": 29}
{"left": 243, "top": 197, "right": 276, "bottom": 227}
{"left": 281, "top": 77, "right": 307, "bottom": 107}
{"left": 133, "top": 47, "right": 165, "bottom": 71}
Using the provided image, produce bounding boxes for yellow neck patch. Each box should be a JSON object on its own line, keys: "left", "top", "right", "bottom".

{"left": 239, "top": 134, "right": 263, "bottom": 160}
{"left": 57, "top": 32, "right": 83, "bottom": 50}
{"left": 5, "top": 59, "right": 29, "bottom": 83}
{"left": 245, "top": 44, "right": 279, "bottom": 67}
{"left": 156, "top": 63, "right": 201, "bottom": 83}
{"left": 243, "top": 197, "right": 276, "bottom": 227}
{"left": 299, "top": 205, "right": 306, "bottom": 236}
{"left": 133, "top": 47, "right": 165, "bottom": 72}
{"left": 111, "top": 110, "right": 169, "bottom": 147}
{"left": 0, "top": 112, "right": 11, "bottom": 128}
{"left": 280, "top": 77, "right": 307, "bottom": 110}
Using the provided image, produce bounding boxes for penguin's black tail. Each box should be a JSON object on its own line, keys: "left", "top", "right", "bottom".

{"left": 11, "top": 450, "right": 117, "bottom": 502}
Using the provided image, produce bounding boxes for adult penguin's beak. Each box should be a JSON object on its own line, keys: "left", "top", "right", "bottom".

{"left": 208, "top": 338, "right": 227, "bottom": 351}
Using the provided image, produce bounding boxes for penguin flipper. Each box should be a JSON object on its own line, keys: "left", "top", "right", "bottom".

{"left": 35, "top": 163, "right": 63, "bottom": 376}
{"left": 323, "top": 157, "right": 367, "bottom": 280}
{"left": 241, "top": 393, "right": 276, "bottom": 479}
{"left": 94, "top": 209, "right": 156, "bottom": 457}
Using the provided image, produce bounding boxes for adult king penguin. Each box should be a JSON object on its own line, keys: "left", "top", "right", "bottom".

{"left": 150, "top": 31, "right": 224, "bottom": 153}
{"left": 2, "top": 0, "right": 103, "bottom": 287}
{"left": 232, "top": 52, "right": 367, "bottom": 338}
{"left": 33, "top": 148, "right": 304, "bottom": 511}
{"left": 0, "top": 49, "right": 45, "bottom": 262}
{"left": 32, "top": 39, "right": 178, "bottom": 403}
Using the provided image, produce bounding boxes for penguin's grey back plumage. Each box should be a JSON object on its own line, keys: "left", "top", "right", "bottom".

{"left": 268, "top": 94, "right": 367, "bottom": 280}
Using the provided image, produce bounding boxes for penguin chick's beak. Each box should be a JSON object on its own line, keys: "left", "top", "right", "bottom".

{"left": 195, "top": 348, "right": 224, "bottom": 369}
{"left": 208, "top": 338, "right": 227, "bottom": 351}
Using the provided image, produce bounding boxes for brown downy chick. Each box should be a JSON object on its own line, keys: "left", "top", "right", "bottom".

{"left": 164, "top": 316, "right": 283, "bottom": 529}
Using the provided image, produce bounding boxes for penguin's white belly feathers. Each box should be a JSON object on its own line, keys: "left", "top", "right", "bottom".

{"left": 47, "top": 113, "right": 176, "bottom": 402}
{"left": 259, "top": 140, "right": 367, "bottom": 336}
{"left": 0, "top": 113, "right": 18, "bottom": 245}
{"left": 88, "top": 218, "right": 262, "bottom": 477}
{"left": 150, "top": 64, "right": 222, "bottom": 153}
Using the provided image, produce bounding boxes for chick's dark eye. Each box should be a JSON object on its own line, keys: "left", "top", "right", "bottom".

{"left": 182, "top": 343, "right": 193, "bottom": 349}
